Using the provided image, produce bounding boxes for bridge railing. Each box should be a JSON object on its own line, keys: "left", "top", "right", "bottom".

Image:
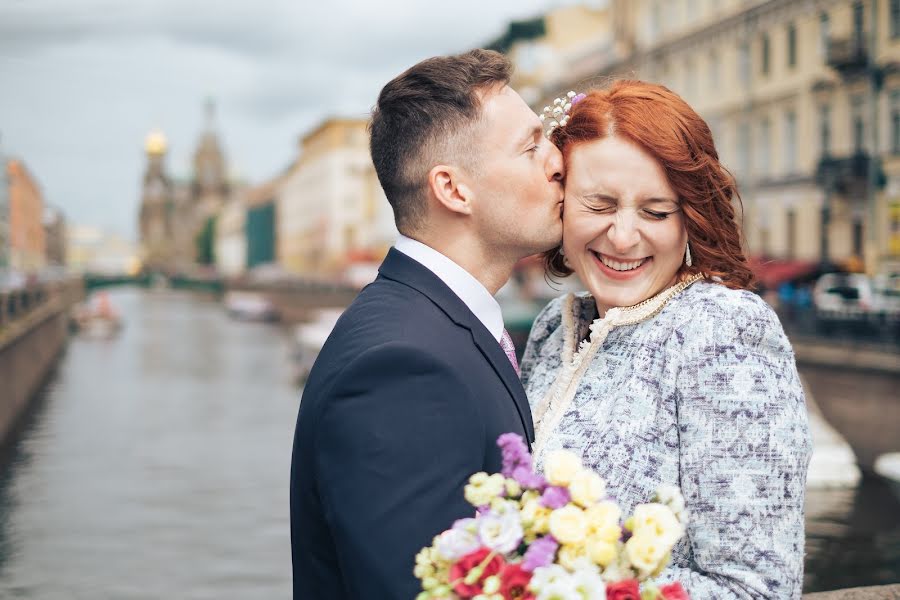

{"left": 776, "top": 306, "right": 900, "bottom": 351}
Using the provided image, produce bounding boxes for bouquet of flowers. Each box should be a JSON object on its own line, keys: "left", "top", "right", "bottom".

{"left": 413, "top": 434, "right": 690, "bottom": 600}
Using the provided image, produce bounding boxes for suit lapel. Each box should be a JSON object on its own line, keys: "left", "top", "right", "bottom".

{"left": 378, "top": 248, "right": 535, "bottom": 444}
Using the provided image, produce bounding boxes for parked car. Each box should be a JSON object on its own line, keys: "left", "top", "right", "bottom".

{"left": 812, "top": 273, "right": 874, "bottom": 315}
{"left": 873, "top": 273, "right": 900, "bottom": 315}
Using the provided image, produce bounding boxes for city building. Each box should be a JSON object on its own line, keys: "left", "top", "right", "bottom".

{"left": 43, "top": 206, "right": 67, "bottom": 266}
{"left": 214, "top": 195, "right": 247, "bottom": 278}
{"left": 138, "top": 130, "right": 176, "bottom": 271}
{"left": 66, "top": 224, "right": 142, "bottom": 275}
{"left": 0, "top": 147, "right": 8, "bottom": 270}
{"left": 137, "top": 100, "right": 233, "bottom": 273}
{"left": 245, "top": 177, "right": 281, "bottom": 271}
{"left": 489, "top": 2, "right": 614, "bottom": 107}
{"left": 6, "top": 158, "right": 46, "bottom": 272}
{"left": 277, "top": 118, "right": 396, "bottom": 275}
{"left": 516, "top": 0, "right": 900, "bottom": 276}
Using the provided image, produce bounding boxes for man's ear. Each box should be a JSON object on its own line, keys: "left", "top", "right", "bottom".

{"left": 427, "top": 164, "right": 473, "bottom": 216}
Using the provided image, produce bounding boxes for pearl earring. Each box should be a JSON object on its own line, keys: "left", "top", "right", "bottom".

{"left": 685, "top": 241, "right": 693, "bottom": 267}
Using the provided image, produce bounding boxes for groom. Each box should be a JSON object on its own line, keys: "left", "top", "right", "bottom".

{"left": 290, "top": 49, "right": 564, "bottom": 599}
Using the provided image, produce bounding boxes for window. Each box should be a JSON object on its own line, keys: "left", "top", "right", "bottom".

{"left": 651, "top": 1, "right": 661, "bottom": 38}
{"left": 853, "top": 1, "right": 865, "bottom": 49}
{"left": 787, "top": 22, "right": 797, "bottom": 68}
{"left": 761, "top": 33, "right": 770, "bottom": 76}
{"left": 785, "top": 110, "right": 797, "bottom": 173}
{"left": 684, "top": 57, "right": 695, "bottom": 99}
{"left": 758, "top": 117, "right": 771, "bottom": 177}
{"left": 787, "top": 209, "right": 797, "bottom": 259}
{"left": 819, "top": 12, "right": 830, "bottom": 58}
{"left": 851, "top": 94, "right": 866, "bottom": 153}
{"left": 738, "top": 121, "right": 751, "bottom": 176}
{"left": 709, "top": 50, "right": 720, "bottom": 88}
{"left": 739, "top": 42, "right": 751, "bottom": 86}
{"left": 892, "top": 0, "right": 900, "bottom": 39}
{"left": 891, "top": 90, "right": 900, "bottom": 154}
{"left": 820, "top": 103, "right": 832, "bottom": 156}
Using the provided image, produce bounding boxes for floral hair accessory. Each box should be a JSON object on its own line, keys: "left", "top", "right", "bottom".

{"left": 539, "top": 90, "right": 583, "bottom": 137}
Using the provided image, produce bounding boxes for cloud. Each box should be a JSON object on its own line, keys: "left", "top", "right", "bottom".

{"left": 0, "top": 0, "right": 554, "bottom": 238}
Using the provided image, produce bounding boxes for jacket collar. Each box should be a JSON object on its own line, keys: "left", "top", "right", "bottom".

{"left": 378, "top": 248, "right": 535, "bottom": 443}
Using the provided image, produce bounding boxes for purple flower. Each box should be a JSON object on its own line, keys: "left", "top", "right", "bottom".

{"left": 521, "top": 536, "right": 559, "bottom": 572}
{"left": 497, "top": 433, "right": 532, "bottom": 478}
{"left": 512, "top": 465, "right": 547, "bottom": 491}
{"left": 572, "top": 93, "right": 587, "bottom": 105}
{"left": 540, "top": 486, "right": 571, "bottom": 509}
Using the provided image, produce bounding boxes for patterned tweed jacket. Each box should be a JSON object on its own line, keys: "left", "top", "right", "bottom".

{"left": 520, "top": 278, "right": 813, "bottom": 599}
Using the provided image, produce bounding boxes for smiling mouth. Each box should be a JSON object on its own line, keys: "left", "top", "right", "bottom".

{"left": 592, "top": 251, "right": 651, "bottom": 272}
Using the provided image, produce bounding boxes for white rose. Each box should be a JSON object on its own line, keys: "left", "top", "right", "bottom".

{"left": 545, "top": 449, "right": 582, "bottom": 487}
{"left": 569, "top": 470, "right": 606, "bottom": 507}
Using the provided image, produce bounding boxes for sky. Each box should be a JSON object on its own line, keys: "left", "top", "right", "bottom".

{"left": 0, "top": 0, "right": 561, "bottom": 241}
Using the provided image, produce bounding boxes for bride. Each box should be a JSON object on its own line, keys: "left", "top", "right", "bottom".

{"left": 521, "top": 81, "right": 812, "bottom": 599}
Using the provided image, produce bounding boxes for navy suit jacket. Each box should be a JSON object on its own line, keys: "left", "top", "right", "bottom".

{"left": 290, "top": 248, "right": 534, "bottom": 599}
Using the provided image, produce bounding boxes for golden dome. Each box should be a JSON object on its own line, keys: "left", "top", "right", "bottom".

{"left": 144, "top": 130, "right": 168, "bottom": 155}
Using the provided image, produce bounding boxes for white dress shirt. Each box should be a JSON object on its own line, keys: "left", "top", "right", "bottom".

{"left": 393, "top": 234, "right": 504, "bottom": 342}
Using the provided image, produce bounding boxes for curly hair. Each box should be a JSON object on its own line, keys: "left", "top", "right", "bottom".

{"left": 545, "top": 80, "right": 755, "bottom": 290}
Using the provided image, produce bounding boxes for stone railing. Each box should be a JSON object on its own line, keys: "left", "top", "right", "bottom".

{"left": 805, "top": 583, "right": 900, "bottom": 599}
{"left": 0, "top": 279, "right": 84, "bottom": 343}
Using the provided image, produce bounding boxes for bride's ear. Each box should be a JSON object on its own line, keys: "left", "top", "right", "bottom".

{"left": 428, "top": 164, "right": 473, "bottom": 216}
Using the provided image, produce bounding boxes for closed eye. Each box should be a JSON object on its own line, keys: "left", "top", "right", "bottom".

{"left": 644, "top": 210, "right": 672, "bottom": 220}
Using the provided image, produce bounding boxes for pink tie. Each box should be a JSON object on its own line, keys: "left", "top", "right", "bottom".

{"left": 500, "top": 329, "right": 520, "bottom": 375}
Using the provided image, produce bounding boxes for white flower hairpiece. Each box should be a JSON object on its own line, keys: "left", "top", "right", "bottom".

{"left": 539, "top": 90, "right": 587, "bottom": 137}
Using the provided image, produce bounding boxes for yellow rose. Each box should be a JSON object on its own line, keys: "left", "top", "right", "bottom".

{"left": 584, "top": 501, "right": 623, "bottom": 543}
{"left": 504, "top": 477, "right": 522, "bottom": 499}
{"left": 545, "top": 449, "right": 582, "bottom": 487}
{"left": 558, "top": 542, "right": 591, "bottom": 571}
{"left": 464, "top": 472, "right": 506, "bottom": 507}
{"left": 548, "top": 504, "right": 588, "bottom": 545}
{"left": 631, "top": 503, "right": 684, "bottom": 547}
{"left": 625, "top": 531, "right": 668, "bottom": 573}
{"left": 569, "top": 469, "right": 606, "bottom": 507}
{"left": 585, "top": 537, "right": 617, "bottom": 567}
{"left": 521, "top": 497, "right": 552, "bottom": 537}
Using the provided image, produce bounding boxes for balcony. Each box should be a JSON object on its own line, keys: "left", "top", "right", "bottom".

{"left": 825, "top": 37, "right": 869, "bottom": 77}
{"left": 816, "top": 152, "right": 885, "bottom": 196}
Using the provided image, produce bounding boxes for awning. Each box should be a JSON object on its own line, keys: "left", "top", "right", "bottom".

{"left": 748, "top": 257, "right": 820, "bottom": 288}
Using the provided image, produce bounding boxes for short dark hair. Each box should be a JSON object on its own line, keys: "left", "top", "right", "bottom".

{"left": 369, "top": 49, "right": 512, "bottom": 234}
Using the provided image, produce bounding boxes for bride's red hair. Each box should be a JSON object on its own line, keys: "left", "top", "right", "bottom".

{"left": 545, "top": 80, "right": 756, "bottom": 290}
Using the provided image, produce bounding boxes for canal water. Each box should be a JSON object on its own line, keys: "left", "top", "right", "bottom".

{"left": 0, "top": 288, "right": 897, "bottom": 597}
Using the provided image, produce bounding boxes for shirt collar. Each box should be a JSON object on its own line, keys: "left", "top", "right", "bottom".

{"left": 393, "top": 234, "right": 504, "bottom": 342}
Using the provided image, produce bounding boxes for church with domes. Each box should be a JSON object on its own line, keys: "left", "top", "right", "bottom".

{"left": 138, "top": 100, "right": 231, "bottom": 273}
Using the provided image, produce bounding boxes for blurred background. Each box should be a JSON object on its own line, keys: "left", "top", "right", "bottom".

{"left": 1, "top": 0, "right": 899, "bottom": 597}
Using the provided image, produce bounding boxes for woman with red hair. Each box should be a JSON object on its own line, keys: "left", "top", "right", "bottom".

{"left": 521, "top": 81, "right": 812, "bottom": 598}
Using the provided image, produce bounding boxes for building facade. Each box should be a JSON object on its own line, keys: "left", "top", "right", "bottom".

{"left": 517, "top": 0, "right": 900, "bottom": 275}
{"left": 137, "top": 101, "right": 232, "bottom": 273}
{"left": 277, "top": 118, "right": 396, "bottom": 275}
{"left": 214, "top": 195, "right": 247, "bottom": 277}
{"left": 6, "top": 159, "right": 46, "bottom": 272}
{"left": 43, "top": 206, "right": 67, "bottom": 267}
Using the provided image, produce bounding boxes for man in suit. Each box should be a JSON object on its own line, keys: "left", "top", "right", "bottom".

{"left": 290, "top": 49, "right": 564, "bottom": 599}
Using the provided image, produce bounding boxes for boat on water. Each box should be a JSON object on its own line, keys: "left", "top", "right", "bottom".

{"left": 71, "top": 292, "right": 123, "bottom": 339}
{"left": 223, "top": 291, "right": 279, "bottom": 322}
{"left": 291, "top": 309, "right": 343, "bottom": 385}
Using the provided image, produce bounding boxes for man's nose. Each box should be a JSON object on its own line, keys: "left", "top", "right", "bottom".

{"left": 546, "top": 143, "right": 564, "bottom": 183}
